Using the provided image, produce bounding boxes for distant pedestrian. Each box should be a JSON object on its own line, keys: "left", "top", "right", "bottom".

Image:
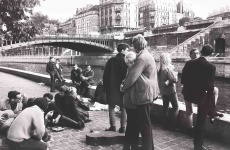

{"left": 103, "top": 43, "right": 129, "bottom": 133}
{"left": 71, "top": 64, "right": 83, "bottom": 93}
{"left": 80, "top": 65, "right": 95, "bottom": 97}
{"left": 55, "top": 59, "right": 65, "bottom": 82}
{"left": 158, "top": 53, "right": 179, "bottom": 130}
{"left": 181, "top": 44, "right": 216, "bottom": 150}
{"left": 46, "top": 56, "right": 64, "bottom": 92}
{"left": 6, "top": 98, "right": 48, "bottom": 150}
{"left": 121, "top": 34, "right": 158, "bottom": 150}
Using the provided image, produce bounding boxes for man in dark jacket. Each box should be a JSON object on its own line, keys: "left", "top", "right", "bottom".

{"left": 71, "top": 64, "right": 83, "bottom": 94}
{"left": 181, "top": 44, "right": 216, "bottom": 150}
{"left": 80, "top": 65, "right": 95, "bottom": 97}
{"left": 46, "top": 56, "right": 64, "bottom": 92}
{"left": 103, "top": 43, "right": 129, "bottom": 133}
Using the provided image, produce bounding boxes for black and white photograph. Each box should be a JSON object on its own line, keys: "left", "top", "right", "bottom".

{"left": 0, "top": 0, "right": 230, "bottom": 149}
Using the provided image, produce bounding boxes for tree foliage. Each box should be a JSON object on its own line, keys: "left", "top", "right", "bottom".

{"left": 0, "top": 0, "right": 42, "bottom": 42}
{"left": 179, "top": 17, "right": 192, "bottom": 26}
{"left": 30, "top": 12, "right": 48, "bottom": 34}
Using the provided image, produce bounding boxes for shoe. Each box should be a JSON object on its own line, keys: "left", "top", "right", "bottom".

{"left": 215, "top": 112, "right": 224, "bottom": 117}
{"left": 84, "top": 119, "right": 92, "bottom": 123}
{"left": 42, "top": 135, "right": 51, "bottom": 142}
{"left": 62, "top": 80, "right": 66, "bottom": 83}
{"left": 118, "top": 127, "right": 126, "bottom": 133}
{"left": 194, "top": 145, "right": 209, "bottom": 150}
{"left": 105, "top": 126, "right": 116, "bottom": 132}
{"left": 78, "top": 120, "right": 85, "bottom": 129}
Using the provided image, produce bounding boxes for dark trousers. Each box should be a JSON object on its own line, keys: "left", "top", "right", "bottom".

{"left": 58, "top": 115, "right": 82, "bottom": 129}
{"left": 124, "top": 103, "right": 154, "bottom": 150}
{"left": 124, "top": 108, "right": 139, "bottom": 150}
{"left": 194, "top": 95, "right": 214, "bottom": 146}
{"left": 7, "top": 138, "right": 47, "bottom": 150}
{"left": 162, "top": 93, "right": 179, "bottom": 129}
{"left": 50, "top": 72, "right": 62, "bottom": 91}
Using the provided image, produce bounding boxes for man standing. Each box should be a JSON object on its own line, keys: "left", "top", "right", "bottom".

{"left": 181, "top": 45, "right": 216, "bottom": 150}
{"left": 71, "top": 64, "right": 83, "bottom": 94}
{"left": 183, "top": 48, "right": 200, "bottom": 130}
{"left": 46, "top": 56, "right": 64, "bottom": 92}
{"left": 103, "top": 43, "right": 129, "bottom": 133}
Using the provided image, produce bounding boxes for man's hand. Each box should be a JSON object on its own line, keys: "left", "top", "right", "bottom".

{"left": 120, "top": 84, "right": 124, "bottom": 92}
{"left": 0, "top": 117, "right": 6, "bottom": 125}
{"left": 53, "top": 115, "right": 61, "bottom": 124}
{"left": 46, "top": 111, "right": 54, "bottom": 119}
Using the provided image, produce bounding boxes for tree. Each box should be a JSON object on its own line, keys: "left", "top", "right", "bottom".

{"left": 30, "top": 12, "right": 49, "bottom": 34}
{"left": 0, "top": 0, "right": 42, "bottom": 42}
{"left": 179, "top": 17, "right": 192, "bottom": 26}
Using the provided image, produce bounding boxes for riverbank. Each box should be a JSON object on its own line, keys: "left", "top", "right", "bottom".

{"left": 0, "top": 66, "right": 230, "bottom": 146}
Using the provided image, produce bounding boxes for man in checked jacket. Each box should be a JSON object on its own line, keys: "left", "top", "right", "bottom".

{"left": 46, "top": 56, "right": 65, "bottom": 92}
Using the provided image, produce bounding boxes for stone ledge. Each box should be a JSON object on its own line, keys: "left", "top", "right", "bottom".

{"left": 0, "top": 66, "right": 72, "bottom": 89}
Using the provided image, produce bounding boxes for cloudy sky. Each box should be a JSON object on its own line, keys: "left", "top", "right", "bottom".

{"left": 34, "top": 0, "right": 230, "bottom": 21}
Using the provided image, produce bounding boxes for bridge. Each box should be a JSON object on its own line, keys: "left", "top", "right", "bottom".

{"left": 0, "top": 34, "right": 116, "bottom": 54}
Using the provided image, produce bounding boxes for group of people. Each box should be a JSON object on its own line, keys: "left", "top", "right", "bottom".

{"left": 0, "top": 86, "right": 90, "bottom": 150}
{"left": 103, "top": 34, "right": 222, "bottom": 150}
{"left": 46, "top": 56, "right": 95, "bottom": 97}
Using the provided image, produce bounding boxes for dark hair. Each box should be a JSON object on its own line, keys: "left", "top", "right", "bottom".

{"left": 201, "top": 44, "right": 214, "bottom": 56}
{"left": 117, "top": 43, "right": 129, "bottom": 53}
{"left": 34, "top": 97, "right": 49, "bottom": 111}
{"left": 56, "top": 59, "right": 60, "bottom": 62}
{"left": 26, "top": 97, "right": 36, "bottom": 108}
{"left": 43, "top": 93, "right": 53, "bottom": 100}
{"left": 8, "top": 91, "right": 20, "bottom": 99}
{"left": 49, "top": 56, "right": 54, "bottom": 60}
{"left": 189, "top": 48, "right": 199, "bottom": 56}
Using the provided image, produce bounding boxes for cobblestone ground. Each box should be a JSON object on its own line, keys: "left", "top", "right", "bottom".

{"left": 0, "top": 72, "right": 229, "bottom": 150}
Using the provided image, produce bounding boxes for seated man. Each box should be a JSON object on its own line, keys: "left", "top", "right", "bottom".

{"left": 71, "top": 64, "right": 83, "bottom": 93}
{"left": 6, "top": 98, "right": 48, "bottom": 150}
{"left": 80, "top": 65, "right": 95, "bottom": 97}
{"left": 43, "top": 93, "right": 84, "bottom": 129}
{"left": 0, "top": 91, "right": 27, "bottom": 132}
{"left": 55, "top": 86, "right": 90, "bottom": 124}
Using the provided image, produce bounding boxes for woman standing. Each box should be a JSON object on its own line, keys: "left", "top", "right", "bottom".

{"left": 121, "top": 34, "right": 158, "bottom": 150}
{"left": 158, "top": 53, "right": 179, "bottom": 130}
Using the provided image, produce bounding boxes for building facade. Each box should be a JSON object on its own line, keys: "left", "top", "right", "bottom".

{"left": 138, "top": 0, "right": 177, "bottom": 30}
{"left": 177, "top": 0, "right": 194, "bottom": 18}
{"left": 60, "top": 18, "right": 75, "bottom": 35}
{"left": 99, "top": 0, "right": 139, "bottom": 34}
{"left": 74, "top": 5, "right": 100, "bottom": 34}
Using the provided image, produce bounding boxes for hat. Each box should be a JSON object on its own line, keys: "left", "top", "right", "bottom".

{"left": 201, "top": 44, "right": 214, "bottom": 56}
{"left": 34, "top": 97, "right": 49, "bottom": 111}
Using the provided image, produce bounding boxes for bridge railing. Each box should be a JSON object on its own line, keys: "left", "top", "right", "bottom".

{"left": 33, "top": 34, "right": 114, "bottom": 41}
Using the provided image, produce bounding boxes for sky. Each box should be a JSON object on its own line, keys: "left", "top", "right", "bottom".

{"left": 34, "top": 0, "right": 230, "bottom": 22}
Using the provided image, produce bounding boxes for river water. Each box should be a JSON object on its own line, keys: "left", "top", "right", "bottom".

{"left": 1, "top": 62, "right": 230, "bottom": 114}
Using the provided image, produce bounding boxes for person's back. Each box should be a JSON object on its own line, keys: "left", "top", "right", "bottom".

{"left": 7, "top": 105, "right": 45, "bottom": 142}
{"left": 182, "top": 57, "right": 215, "bottom": 95}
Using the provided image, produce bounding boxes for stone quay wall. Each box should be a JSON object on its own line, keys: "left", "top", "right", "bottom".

{"left": 1, "top": 55, "right": 230, "bottom": 78}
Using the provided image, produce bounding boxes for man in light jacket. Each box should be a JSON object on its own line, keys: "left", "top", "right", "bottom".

{"left": 121, "top": 34, "right": 158, "bottom": 150}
